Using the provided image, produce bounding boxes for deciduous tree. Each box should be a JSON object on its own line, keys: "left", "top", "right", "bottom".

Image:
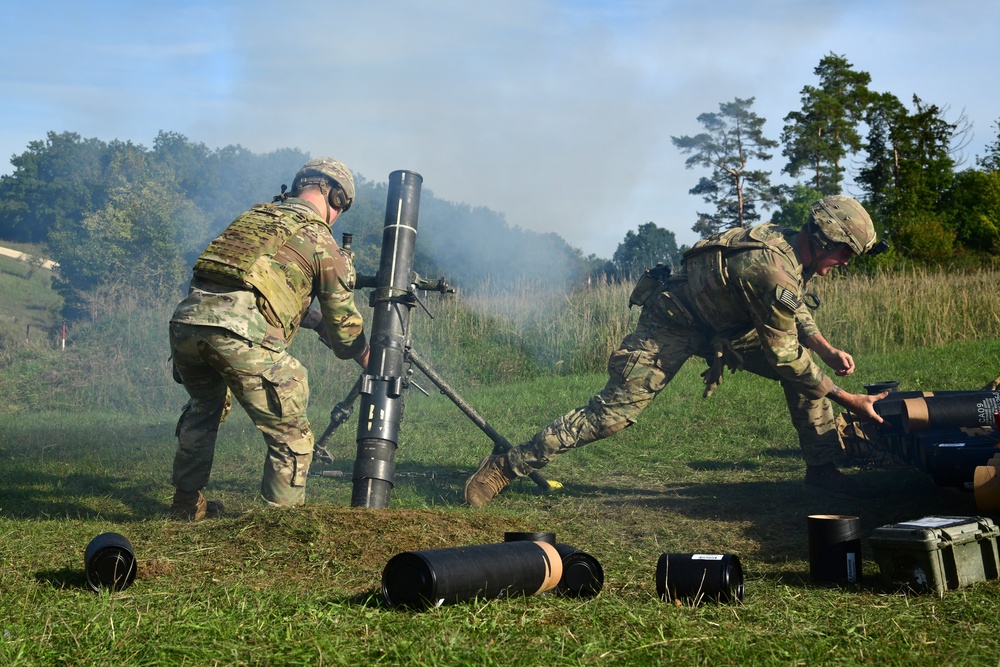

{"left": 612, "top": 222, "right": 680, "bottom": 278}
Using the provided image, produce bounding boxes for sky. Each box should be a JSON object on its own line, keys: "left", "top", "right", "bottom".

{"left": 2, "top": 0, "right": 998, "bottom": 258}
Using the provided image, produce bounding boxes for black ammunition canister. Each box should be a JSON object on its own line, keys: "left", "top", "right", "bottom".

{"left": 502, "top": 532, "right": 603, "bottom": 597}
{"left": 553, "top": 543, "right": 604, "bottom": 598}
{"left": 901, "top": 392, "right": 1000, "bottom": 434}
{"left": 382, "top": 540, "right": 563, "bottom": 609}
{"left": 656, "top": 553, "right": 744, "bottom": 603}
{"left": 807, "top": 515, "right": 861, "bottom": 584}
{"left": 84, "top": 532, "right": 137, "bottom": 592}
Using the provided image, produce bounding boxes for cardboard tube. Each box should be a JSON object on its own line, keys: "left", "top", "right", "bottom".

{"left": 901, "top": 398, "right": 930, "bottom": 433}
{"left": 533, "top": 541, "right": 564, "bottom": 594}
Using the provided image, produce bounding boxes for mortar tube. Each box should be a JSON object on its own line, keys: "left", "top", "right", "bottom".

{"left": 351, "top": 170, "right": 422, "bottom": 509}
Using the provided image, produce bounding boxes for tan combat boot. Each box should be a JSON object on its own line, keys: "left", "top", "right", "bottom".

{"left": 464, "top": 454, "right": 517, "bottom": 507}
{"left": 170, "top": 489, "right": 225, "bottom": 521}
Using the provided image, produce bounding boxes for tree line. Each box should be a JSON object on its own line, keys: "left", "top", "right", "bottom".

{"left": 671, "top": 53, "right": 1000, "bottom": 266}
{"left": 0, "top": 131, "right": 612, "bottom": 319}
{"left": 0, "top": 51, "right": 997, "bottom": 324}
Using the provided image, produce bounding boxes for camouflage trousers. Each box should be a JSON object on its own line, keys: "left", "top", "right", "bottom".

{"left": 506, "top": 299, "right": 841, "bottom": 476}
{"left": 169, "top": 322, "right": 314, "bottom": 506}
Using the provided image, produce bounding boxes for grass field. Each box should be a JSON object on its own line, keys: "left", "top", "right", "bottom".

{"left": 2, "top": 271, "right": 1000, "bottom": 665}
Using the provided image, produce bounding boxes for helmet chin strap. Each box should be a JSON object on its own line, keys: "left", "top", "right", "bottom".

{"left": 317, "top": 182, "right": 334, "bottom": 223}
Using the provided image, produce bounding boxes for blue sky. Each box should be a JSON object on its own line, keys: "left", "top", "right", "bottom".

{"left": 2, "top": 0, "right": 997, "bottom": 256}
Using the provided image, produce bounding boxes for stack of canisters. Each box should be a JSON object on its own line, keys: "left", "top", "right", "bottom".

{"left": 866, "top": 386, "right": 1000, "bottom": 491}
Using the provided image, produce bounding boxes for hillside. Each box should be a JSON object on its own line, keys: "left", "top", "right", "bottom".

{"left": 0, "top": 243, "right": 62, "bottom": 353}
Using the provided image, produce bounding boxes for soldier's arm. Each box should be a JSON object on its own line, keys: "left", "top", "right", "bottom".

{"left": 312, "top": 229, "right": 368, "bottom": 360}
{"left": 738, "top": 258, "right": 835, "bottom": 399}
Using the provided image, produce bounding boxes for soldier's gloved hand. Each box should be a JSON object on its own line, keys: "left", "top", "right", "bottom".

{"left": 700, "top": 354, "right": 724, "bottom": 398}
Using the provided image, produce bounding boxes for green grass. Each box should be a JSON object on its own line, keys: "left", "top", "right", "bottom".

{"left": 3, "top": 269, "right": 1000, "bottom": 665}
{"left": 3, "top": 340, "right": 1000, "bottom": 666}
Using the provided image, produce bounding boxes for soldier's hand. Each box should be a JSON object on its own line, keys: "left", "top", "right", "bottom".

{"left": 805, "top": 334, "right": 855, "bottom": 376}
{"left": 820, "top": 347, "right": 855, "bottom": 376}
{"left": 831, "top": 389, "right": 887, "bottom": 424}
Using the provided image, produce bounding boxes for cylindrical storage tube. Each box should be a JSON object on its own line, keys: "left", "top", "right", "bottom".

{"left": 656, "top": 553, "right": 743, "bottom": 603}
{"left": 807, "top": 515, "right": 861, "bottom": 584}
{"left": 382, "top": 540, "right": 563, "bottom": 609}
{"left": 901, "top": 392, "right": 1000, "bottom": 434}
{"left": 554, "top": 543, "right": 604, "bottom": 598}
{"left": 84, "top": 532, "right": 137, "bottom": 592}
{"left": 874, "top": 390, "right": 973, "bottom": 436}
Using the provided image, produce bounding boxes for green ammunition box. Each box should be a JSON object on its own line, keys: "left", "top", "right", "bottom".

{"left": 868, "top": 516, "right": 1000, "bottom": 595}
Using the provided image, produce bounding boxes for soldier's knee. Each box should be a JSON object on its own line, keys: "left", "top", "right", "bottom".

{"left": 597, "top": 418, "right": 633, "bottom": 439}
{"left": 261, "top": 435, "right": 313, "bottom": 505}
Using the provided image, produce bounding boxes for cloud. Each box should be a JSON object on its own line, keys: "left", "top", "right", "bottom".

{"left": 1, "top": 0, "right": 998, "bottom": 257}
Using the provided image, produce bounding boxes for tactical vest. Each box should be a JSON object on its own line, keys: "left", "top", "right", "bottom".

{"left": 193, "top": 202, "right": 321, "bottom": 338}
{"left": 680, "top": 224, "right": 797, "bottom": 330}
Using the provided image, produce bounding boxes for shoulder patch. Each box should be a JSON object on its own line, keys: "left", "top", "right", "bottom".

{"left": 776, "top": 285, "right": 800, "bottom": 312}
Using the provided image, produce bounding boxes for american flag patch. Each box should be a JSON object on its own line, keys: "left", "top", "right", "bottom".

{"left": 776, "top": 286, "right": 799, "bottom": 311}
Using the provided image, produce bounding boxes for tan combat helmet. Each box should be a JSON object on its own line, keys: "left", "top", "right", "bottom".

{"left": 292, "top": 157, "right": 355, "bottom": 211}
{"left": 809, "top": 195, "right": 877, "bottom": 255}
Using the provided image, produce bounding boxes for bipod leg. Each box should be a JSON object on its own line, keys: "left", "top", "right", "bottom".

{"left": 406, "top": 349, "right": 553, "bottom": 494}
{"left": 314, "top": 374, "right": 363, "bottom": 463}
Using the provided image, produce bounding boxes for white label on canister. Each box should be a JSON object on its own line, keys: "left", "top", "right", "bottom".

{"left": 846, "top": 553, "right": 857, "bottom": 583}
{"left": 691, "top": 554, "right": 725, "bottom": 561}
{"left": 936, "top": 443, "right": 965, "bottom": 448}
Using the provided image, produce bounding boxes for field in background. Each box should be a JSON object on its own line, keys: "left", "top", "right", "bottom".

{"left": 2, "top": 268, "right": 1000, "bottom": 664}
{"left": 3, "top": 267, "right": 1000, "bottom": 417}
{"left": 0, "top": 244, "right": 61, "bottom": 359}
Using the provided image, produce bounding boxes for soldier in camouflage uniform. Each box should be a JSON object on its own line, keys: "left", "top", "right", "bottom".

{"left": 169, "top": 158, "right": 370, "bottom": 520}
{"left": 465, "top": 196, "right": 888, "bottom": 507}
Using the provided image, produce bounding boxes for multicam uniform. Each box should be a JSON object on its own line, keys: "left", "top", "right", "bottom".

{"left": 169, "top": 197, "right": 366, "bottom": 506}
{"left": 506, "top": 222, "right": 841, "bottom": 476}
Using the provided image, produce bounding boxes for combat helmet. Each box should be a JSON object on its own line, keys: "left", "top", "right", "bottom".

{"left": 292, "top": 157, "right": 355, "bottom": 212}
{"left": 808, "top": 195, "right": 876, "bottom": 255}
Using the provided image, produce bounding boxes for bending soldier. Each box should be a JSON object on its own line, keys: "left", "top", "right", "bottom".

{"left": 169, "top": 158, "right": 370, "bottom": 520}
{"left": 465, "top": 195, "right": 887, "bottom": 507}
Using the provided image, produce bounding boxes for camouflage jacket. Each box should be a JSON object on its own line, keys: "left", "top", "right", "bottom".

{"left": 171, "top": 198, "right": 366, "bottom": 359}
{"left": 679, "top": 223, "right": 834, "bottom": 399}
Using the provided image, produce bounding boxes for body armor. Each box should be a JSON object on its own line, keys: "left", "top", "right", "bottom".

{"left": 193, "top": 202, "right": 320, "bottom": 339}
